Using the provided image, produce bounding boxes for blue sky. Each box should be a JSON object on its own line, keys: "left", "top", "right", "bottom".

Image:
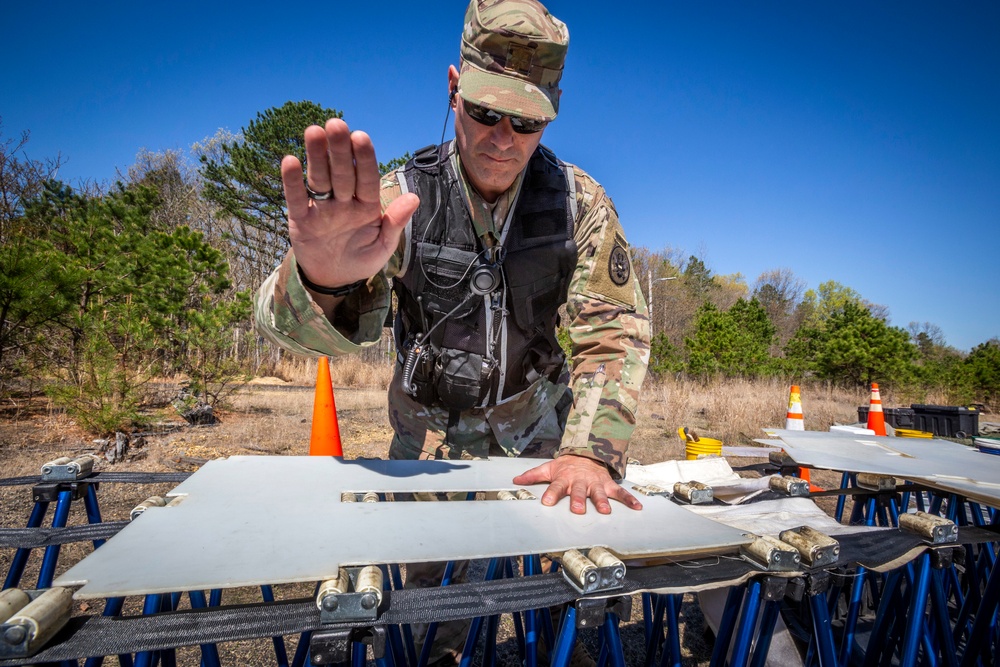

{"left": 4, "top": 1, "right": 998, "bottom": 351}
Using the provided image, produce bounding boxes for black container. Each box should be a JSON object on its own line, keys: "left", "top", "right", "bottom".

{"left": 856, "top": 406, "right": 916, "bottom": 429}
{"left": 910, "top": 404, "right": 979, "bottom": 438}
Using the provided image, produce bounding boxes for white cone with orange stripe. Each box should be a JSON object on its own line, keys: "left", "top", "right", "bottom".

{"left": 866, "top": 383, "right": 887, "bottom": 436}
{"left": 786, "top": 385, "right": 805, "bottom": 431}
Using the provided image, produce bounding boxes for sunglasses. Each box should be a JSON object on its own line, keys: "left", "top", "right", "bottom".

{"left": 462, "top": 100, "right": 548, "bottom": 134}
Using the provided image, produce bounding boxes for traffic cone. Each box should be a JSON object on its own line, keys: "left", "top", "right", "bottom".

{"left": 309, "top": 357, "right": 343, "bottom": 456}
{"left": 866, "top": 383, "right": 887, "bottom": 436}
{"left": 785, "top": 385, "right": 805, "bottom": 431}
{"left": 784, "top": 385, "right": 820, "bottom": 490}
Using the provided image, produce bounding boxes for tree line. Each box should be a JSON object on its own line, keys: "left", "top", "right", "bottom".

{"left": 1, "top": 103, "right": 997, "bottom": 437}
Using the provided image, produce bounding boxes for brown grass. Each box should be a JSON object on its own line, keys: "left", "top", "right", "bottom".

{"left": 270, "top": 355, "right": 394, "bottom": 389}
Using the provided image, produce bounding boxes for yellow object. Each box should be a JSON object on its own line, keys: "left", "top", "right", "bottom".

{"left": 896, "top": 428, "right": 933, "bottom": 439}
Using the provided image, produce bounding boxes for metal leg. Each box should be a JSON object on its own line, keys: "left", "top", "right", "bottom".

{"left": 83, "top": 484, "right": 106, "bottom": 548}
{"left": 133, "top": 594, "right": 164, "bottom": 667}
{"left": 290, "top": 631, "right": 312, "bottom": 667}
{"left": 4, "top": 501, "right": 49, "bottom": 589}
{"left": 417, "top": 560, "right": 459, "bottom": 667}
{"left": 389, "top": 563, "right": 417, "bottom": 667}
{"left": 37, "top": 488, "right": 74, "bottom": 588}
{"left": 959, "top": 555, "right": 1000, "bottom": 667}
{"left": 259, "top": 585, "right": 291, "bottom": 667}
{"left": 652, "top": 595, "right": 683, "bottom": 667}
{"left": 458, "top": 558, "right": 504, "bottom": 667}
{"left": 730, "top": 579, "right": 762, "bottom": 667}
{"left": 807, "top": 589, "right": 838, "bottom": 667}
{"left": 748, "top": 600, "right": 782, "bottom": 667}
{"left": 187, "top": 591, "right": 222, "bottom": 667}
{"left": 900, "top": 553, "right": 932, "bottom": 667}
{"left": 862, "top": 570, "right": 903, "bottom": 667}
{"left": 835, "top": 472, "right": 851, "bottom": 523}
{"left": 709, "top": 586, "right": 745, "bottom": 667}
{"left": 549, "top": 605, "right": 578, "bottom": 667}
{"left": 838, "top": 566, "right": 867, "bottom": 666}
{"left": 602, "top": 612, "right": 626, "bottom": 667}
{"left": 644, "top": 594, "right": 666, "bottom": 667}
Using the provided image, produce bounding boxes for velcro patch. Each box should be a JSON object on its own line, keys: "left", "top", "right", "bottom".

{"left": 585, "top": 226, "right": 636, "bottom": 310}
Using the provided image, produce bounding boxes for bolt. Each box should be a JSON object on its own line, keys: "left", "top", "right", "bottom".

{"left": 586, "top": 572, "right": 598, "bottom": 584}
{"left": 361, "top": 593, "right": 377, "bottom": 610}
{"left": 3, "top": 625, "right": 27, "bottom": 645}
{"left": 313, "top": 654, "right": 323, "bottom": 664}
{"left": 321, "top": 596, "right": 339, "bottom": 612}
{"left": 42, "top": 467, "right": 52, "bottom": 475}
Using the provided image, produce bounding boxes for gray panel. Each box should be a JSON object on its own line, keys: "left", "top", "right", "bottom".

{"left": 773, "top": 430, "right": 1000, "bottom": 505}
{"left": 57, "top": 456, "right": 752, "bottom": 598}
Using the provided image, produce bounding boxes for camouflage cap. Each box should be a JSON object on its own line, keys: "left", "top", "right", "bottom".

{"left": 458, "top": 0, "right": 569, "bottom": 122}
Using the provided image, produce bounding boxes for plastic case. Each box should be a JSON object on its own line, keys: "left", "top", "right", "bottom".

{"left": 910, "top": 404, "right": 979, "bottom": 438}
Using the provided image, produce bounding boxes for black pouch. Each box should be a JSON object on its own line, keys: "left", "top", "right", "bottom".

{"left": 435, "top": 348, "right": 483, "bottom": 411}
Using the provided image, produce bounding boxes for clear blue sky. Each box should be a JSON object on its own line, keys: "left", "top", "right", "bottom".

{"left": 4, "top": 1, "right": 998, "bottom": 351}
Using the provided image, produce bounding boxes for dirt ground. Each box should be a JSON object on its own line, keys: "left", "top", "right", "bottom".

{"left": 0, "top": 381, "right": 851, "bottom": 666}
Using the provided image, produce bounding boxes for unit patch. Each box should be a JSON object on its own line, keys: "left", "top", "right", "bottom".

{"left": 584, "top": 224, "right": 636, "bottom": 310}
{"left": 609, "top": 245, "right": 630, "bottom": 286}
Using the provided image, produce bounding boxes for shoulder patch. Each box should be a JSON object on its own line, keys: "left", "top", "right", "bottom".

{"left": 608, "top": 244, "right": 630, "bottom": 286}
{"left": 584, "top": 226, "right": 637, "bottom": 310}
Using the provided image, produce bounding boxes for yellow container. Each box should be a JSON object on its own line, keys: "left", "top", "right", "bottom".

{"left": 677, "top": 427, "right": 723, "bottom": 459}
{"left": 896, "top": 428, "right": 933, "bottom": 439}
{"left": 686, "top": 439, "right": 723, "bottom": 459}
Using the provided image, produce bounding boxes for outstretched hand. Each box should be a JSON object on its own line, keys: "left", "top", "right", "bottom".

{"left": 282, "top": 118, "right": 419, "bottom": 291}
{"left": 512, "top": 455, "right": 643, "bottom": 515}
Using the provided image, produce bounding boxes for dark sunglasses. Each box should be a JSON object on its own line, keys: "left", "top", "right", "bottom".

{"left": 462, "top": 100, "right": 548, "bottom": 134}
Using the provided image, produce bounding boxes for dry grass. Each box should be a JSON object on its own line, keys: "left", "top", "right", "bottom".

{"left": 270, "top": 355, "right": 394, "bottom": 389}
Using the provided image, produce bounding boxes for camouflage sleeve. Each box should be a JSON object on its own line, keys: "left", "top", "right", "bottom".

{"left": 555, "top": 168, "right": 651, "bottom": 479}
{"left": 252, "top": 172, "right": 406, "bottom": 357}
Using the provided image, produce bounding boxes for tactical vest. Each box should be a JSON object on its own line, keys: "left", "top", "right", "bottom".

{"left": 394, "top": 142, "right": 578, "bottom": 410}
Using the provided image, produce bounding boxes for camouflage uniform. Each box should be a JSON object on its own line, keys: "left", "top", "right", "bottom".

{"left": 254, "top": 1, "right": 649, "bottom": 663}
{"left": 256, "top": 143, "right": 650, "bottom": 477}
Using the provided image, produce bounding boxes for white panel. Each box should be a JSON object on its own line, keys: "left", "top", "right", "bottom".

{"left": 773, "top": 430, "right": 1000, "bottom": 505}
{"left": 57, "top": 457, "right": 752, "bottom": 598}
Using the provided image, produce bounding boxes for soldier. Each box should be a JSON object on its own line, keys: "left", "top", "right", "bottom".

{"left": 256, "top": 0, "right": 649, "bottom": 663}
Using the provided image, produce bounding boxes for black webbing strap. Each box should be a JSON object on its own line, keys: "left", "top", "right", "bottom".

{"left": 2, "top": 526, "right": 996, "bottom": 665}
{"left": 0, "top": 472, "right": 190, "bottom": 488}
{"left": 0, "top": 522, "right": 128, "bottom": 548}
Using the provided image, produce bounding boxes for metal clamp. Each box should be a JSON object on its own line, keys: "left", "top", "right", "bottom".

{"left": 574, "top": 595, "right": 632, "bottom": 629}
{"left": 899, "top": 511, "right": 958, "bottom": 544}
{"left": 856, "top": 473, "right": 897, "bottom": 492}
{"left": 768, "top": 475, "right": 810, "bottom": 497}
{"left": 672, "top": 481, "right": 714, "bottom": 505}
{"left": 310, "top": 626, "right": 386, "bottom": 665}
{"left": 740, "top": 535, "right": 802, "bottom": 572}
{"left": 778, "top": 526, "right": 840, "bottom": 568}
{"left": 317, "top": 566, "right": 383, "bottom": 623}
{"left": 130, "top": 496, "right": 167, "bottom": 521}
{"left": 560, "top": 548, "right": 626, "bottom": 595}
{"left": 40, "top": 456, "right": 94, "bottom": 482}
{"left": 0, "top": 588, "right": 73, "bottom": 659}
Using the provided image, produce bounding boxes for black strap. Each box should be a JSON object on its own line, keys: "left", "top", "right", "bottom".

{"left": 0, "top": 472, "right": 191, "bottom": 487}
{"left": 0, "top": 522, "right": 127, "bottom": 549}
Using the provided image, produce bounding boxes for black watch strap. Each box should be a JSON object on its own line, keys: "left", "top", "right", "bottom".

{"left": 297, "top": 265, "right": 366, "bottom": 297}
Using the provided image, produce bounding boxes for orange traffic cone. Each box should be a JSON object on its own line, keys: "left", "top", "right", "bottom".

{"left": 785, "top": 385, "right": 804, "bottom": 431}
{"left": 784, "top": 384, "right": 821, "bottom": 491}
{"left": 310, "top": 357, "right": 343, "bottom": 456}
{"left": 866, "top": 383, "right": 887, "bottom": 436}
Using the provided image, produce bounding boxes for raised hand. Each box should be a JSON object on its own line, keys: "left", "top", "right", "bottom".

{"left": 512, "top": 455, "right": 643, "bottom": 515}
{"left": 281, "top": 118, "right": 419, "bottom": 291}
